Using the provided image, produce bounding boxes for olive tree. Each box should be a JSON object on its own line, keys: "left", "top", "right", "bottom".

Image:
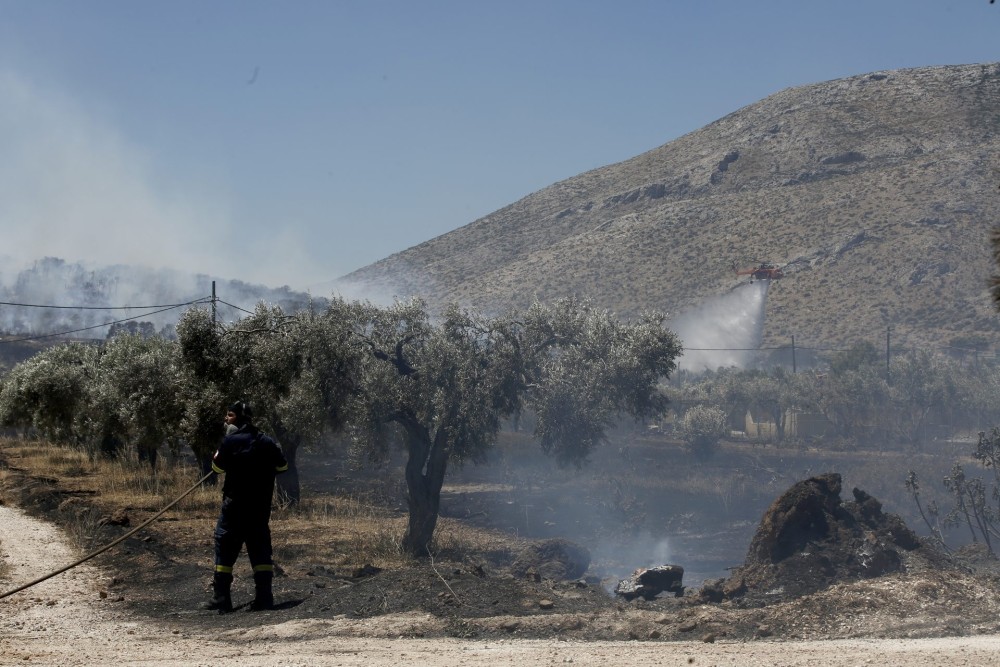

{"left": 177, "top": 301, "right": 360, "bottom": 504}
{"left": 887, "top": 351, "right": 962, "bottom": 446}
{"left": 802, "top": 361, "right": 888, "bottom": 442}
{"left": 258, "top": 299, "right": 362, "bottom": 504}
{"left": 517, "top": 299, "right": 681, "bottom": 465}
{"left": 176, "top": 307, "right": 234, "bottom": 480}
{"left": 348, "top": 297, "right": 681, "bottom": 557}
{"left": 94, "top": 333, "right": 183, "bottom": 468}
{"left": 347, "top": 299, "right": 519, "bottom": 555}
{"left": 0, "top": 342, "right": 98, "bottom": 443}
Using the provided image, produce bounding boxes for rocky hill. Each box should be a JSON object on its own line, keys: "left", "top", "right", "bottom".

{"left": 340, "top": 63, "right": 1000, "bottom": 354}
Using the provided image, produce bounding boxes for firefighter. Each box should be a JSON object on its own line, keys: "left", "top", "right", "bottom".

{"left": 200, "top": 401, "right": 288, "bottom": 613}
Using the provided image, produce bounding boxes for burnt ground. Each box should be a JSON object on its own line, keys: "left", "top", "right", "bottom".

{"left": 4, "top": 436, "right": 1000, "bottom": 644}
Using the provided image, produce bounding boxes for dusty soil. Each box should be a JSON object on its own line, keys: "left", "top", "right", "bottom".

{"left": 5, "top": 460, "right": 1000, "bottom": 666}
{"left": 0, "top": 506, "right": 1000, "bottom": 667}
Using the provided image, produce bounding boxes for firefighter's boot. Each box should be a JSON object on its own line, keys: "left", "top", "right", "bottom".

{"left": 248, "top": 570, "right": 274, "bottom": 611}
{"left": 199, "top": 571, "right": 233, "bottom": 613}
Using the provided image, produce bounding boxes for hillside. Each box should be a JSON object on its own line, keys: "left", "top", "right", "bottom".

{"left": 340, "top": 63, "right": 1000, "bottom": 353}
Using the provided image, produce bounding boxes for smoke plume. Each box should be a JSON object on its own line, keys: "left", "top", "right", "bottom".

{"left": 669, "top": 281, "right": 770, "bottom": 373}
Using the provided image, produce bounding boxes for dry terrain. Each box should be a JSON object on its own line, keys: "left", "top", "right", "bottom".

{"left": 4, "top": 436, "right": 1000, "bottom": 665}
{"left": 342, "top": 63, "right": 1000, "bottom": 354}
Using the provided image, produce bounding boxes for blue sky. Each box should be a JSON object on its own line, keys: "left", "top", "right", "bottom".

{"left": 0, "top": 1, "right": 997, "bottom": 293}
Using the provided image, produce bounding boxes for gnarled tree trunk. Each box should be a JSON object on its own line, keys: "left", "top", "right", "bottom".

{"left": 401, "top": 419, "right": 450, "bottom": 557}
{"left": 272, "top": 423, "right": 301, "bottom": 506}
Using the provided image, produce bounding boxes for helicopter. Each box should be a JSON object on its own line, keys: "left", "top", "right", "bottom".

{"left": 733, "top": 261, "right": 785, "bottom": 283}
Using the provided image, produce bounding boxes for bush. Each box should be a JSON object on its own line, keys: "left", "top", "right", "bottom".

{"left": 679, "top": 404, "right": 728, "bottom": 460}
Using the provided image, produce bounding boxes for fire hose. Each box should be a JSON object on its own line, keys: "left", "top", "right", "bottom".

{"left": 0, "top": 470, "right": 214, "bottom": 600}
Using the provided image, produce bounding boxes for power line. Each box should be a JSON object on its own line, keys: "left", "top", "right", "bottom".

{"left": 216, "top": 299, "right": 256, "bottom": 316}
{"left": 0, "top": 300, "right": 208, "bottom": 310}
{"left": 0, "top": 298, "right": 211, "bottom": 345}
{"left": 685, "top": 346, "right": 787, "bottom": 351}
{"left": 2, "top": 292, "right": 997, "bottom": 361}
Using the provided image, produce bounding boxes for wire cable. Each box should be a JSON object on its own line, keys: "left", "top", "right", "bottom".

{"left": 0, "top": 471, "right": 214, "bottom": 601}
{"left": 216, "top": 299, "right": 256, "bottom": 316}
{"left": 0, "top": 299, "right": 211, "bottom": 345}
{"left": 0, "top": 300, "right": 208, "bottom": 310}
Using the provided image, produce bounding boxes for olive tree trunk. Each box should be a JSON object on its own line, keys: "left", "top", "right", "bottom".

{"left": 401, "top": 420, "right": 450, "bottom": 557}
{"left": 272, "top": 423, "right": 301, "bottom": 506}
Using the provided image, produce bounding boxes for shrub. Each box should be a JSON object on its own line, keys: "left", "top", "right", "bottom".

{"left": 679, "top": 404, "right": 728, "bottom": 460}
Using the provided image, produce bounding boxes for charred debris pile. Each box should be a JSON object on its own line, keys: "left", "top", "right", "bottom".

{"left": 700, "top": 472, "right": 923, "bottom": 604}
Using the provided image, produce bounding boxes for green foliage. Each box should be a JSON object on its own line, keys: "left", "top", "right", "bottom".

{"left": 347, "top": 297, "right": 681, "bottom": 554}
{"left": 91, "top": 334, "right": 183, "bottom": 464}
{"left": 347, "top": 298, "right": 518, "bottom": 465}
{"left": 887, "top": 351, "right": 964, "bottom": 444}
{"left": 176, "top": 307, "right": 224, "bottom": 380}
{"left": 175, "top": 299, "right": 364, "bottom": 502}
{"left": 0, "top": 343, "right": 98, "bottom": 442}
{"left": 665, "top": 346, "right": 1000, "bottom": 449}
{"left": 519, "top": 299, "right": 681, "bottom": 464}
{"left": 678, "top": 404, "right": 728, "bottom": 460}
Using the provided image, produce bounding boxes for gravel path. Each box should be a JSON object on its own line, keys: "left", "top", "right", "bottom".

{"left": 3, "top": 503, "right": 1000, "bottom": 666}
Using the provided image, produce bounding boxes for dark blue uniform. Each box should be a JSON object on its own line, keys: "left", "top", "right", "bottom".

{"left": 211, "top": 424, "right": 288, "bottom": 582}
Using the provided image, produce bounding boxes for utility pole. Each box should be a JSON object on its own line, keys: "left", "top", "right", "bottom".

{"left": 211, "top": 281, "right": 217, "bottom": 326}
{"left": 791, "top": 335, "right": 797, "bottom": 374}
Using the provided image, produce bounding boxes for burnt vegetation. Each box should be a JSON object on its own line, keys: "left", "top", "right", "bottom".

{"left": 6, "top": 62, "right": 1000, "bottom": 640}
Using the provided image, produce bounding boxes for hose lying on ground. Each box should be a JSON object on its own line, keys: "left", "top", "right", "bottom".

{"left": 0, "top": 470, "right": 214, "bottom": 600}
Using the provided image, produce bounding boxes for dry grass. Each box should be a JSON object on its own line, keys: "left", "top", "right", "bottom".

{"left": 1, "top": 439, "right": 219, "bottom": 514}
{"left": 0, "top": 437, "right": 520, "bottom": 575}
{"left": 275, "top": 495, "right": 408, "bottom": 570}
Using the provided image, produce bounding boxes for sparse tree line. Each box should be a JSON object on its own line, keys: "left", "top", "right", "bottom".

{"left": 669, "top": 342, "right": 1000, "bottom": 556}
{"left": 0, "top": 296, "right": 681, "bottom": 556}
{"left": 8, "top": 293, "right": 1000, "bottom": 556}
{"left": 667, "top": 340, "right": 1000, "bottom": 457}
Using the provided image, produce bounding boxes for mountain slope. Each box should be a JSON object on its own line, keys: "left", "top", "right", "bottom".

{"left": 341, "top": 63, "right": 1000, "bottom": 353}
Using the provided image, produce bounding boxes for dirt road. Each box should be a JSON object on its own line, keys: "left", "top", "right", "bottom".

{"left": 2, "top": 503, "right": 999, "bottom": 666}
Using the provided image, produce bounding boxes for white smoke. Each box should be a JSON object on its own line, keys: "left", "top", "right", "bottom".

{"left": 0, "top": 257, "right": 319, "bottom": 339}
{"left": 0, "top": 69, "right": 327, "bottom": 290}
{"left": 669, "top": 281, "right": 770, "bottom": 373}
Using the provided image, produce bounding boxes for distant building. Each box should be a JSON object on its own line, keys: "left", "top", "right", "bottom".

{"left": 745, "top": 408, "right": 833, "bottom": 441}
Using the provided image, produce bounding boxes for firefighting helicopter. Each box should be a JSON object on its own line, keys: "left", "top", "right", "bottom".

{"left": 733, "top": 261, "right": 785, "bottom": 283}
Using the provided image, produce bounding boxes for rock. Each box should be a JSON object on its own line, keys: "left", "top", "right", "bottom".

{"left": 678, "top": 620, "right": 697, "bottom": 633}
{"left": 721, "top": 576, "right": 747, "bottom": 598}
{"left": 614, "top": 564, "right": 684, "bottom": 600}
{"left": 698, "top": 578, "right": 725, "bottom": 603}
{"left": 538, "top": 599, "right": 554, "bottom": 610}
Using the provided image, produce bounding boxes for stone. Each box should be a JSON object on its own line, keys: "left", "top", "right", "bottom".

{"left": 614, "top": 564, "right": 684, "bottom": 601}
